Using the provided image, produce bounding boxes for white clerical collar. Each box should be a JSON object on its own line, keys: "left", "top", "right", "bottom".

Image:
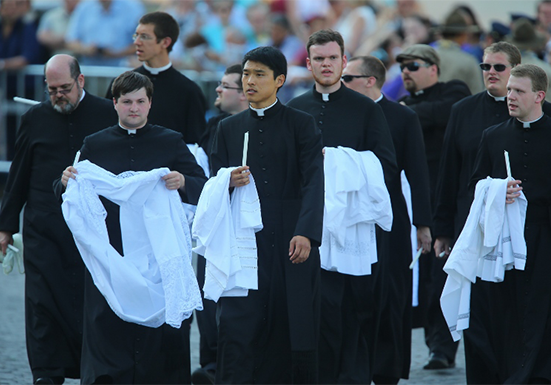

{"left": 518, "top": 113, "right": 544, "bottom": 128}
{"left": 143, "top": 62, "right": 172, "bottom": 75}
{"left": 374, "top": 93, "right": 384, "bottom": 103}
{"left": 322, "top": 93, "right": 329, "bottom": 102}
{"left": 414, "top": 89, "right": 424, "bottom": 96}
{"left": 119, "top": 123, "right": 137, "bottom": 134}
{"left": 487, "top": 91, "right": 506, "bottom": 102}
{"left": 80, "top": 89, "right": 86, "bottom": 102}
{"left": 250, "top": 98, "right": 278, "bottom": 116}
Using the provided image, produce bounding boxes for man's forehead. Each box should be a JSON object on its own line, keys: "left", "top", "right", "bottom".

{"left": 483, "top": 51, "right": 510, "bottom": 64}
{"left": 309, "top": 42, "right": 341, "bottom": 55}
{"left": 222, "top": 73, "right": 240, "bottom": 84}
{"left": 243, "top": 61, "right": 272, "bottom": 73}
{"left": 344, "top": 60, "right": 360, "bottom": 73}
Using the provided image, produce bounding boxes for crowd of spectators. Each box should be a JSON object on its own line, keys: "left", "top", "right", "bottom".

{"left": 2, "top": 0, "right": 551, "bottom": 102}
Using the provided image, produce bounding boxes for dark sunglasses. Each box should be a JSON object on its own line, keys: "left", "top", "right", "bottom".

{"left": 341, "top": 74, "right": 375, "bottom": 83}
{"left": 479, "top": 63, "right": 509, "bottom": 72}
{"left": 399, "top": 62, "right": 432, "bottom": 72}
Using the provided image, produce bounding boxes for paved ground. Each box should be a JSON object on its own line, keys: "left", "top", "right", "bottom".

{"left": 0, "top": 270, "right": 465, "bottom": 385}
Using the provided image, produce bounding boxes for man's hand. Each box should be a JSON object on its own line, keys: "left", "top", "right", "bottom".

{"left": 61, "top": 166, "right": 78, "bottom": 187}
{"left": 0, "top": 231, "right": 13, "bottom": 256}
{"left": 229, "top": 166, "right": 250, "bottom": 188}
{"left": 506, "top": 179, "right": 522, "bottom": 204}
{"left": 434, "top": 236, "right": 452, "bottom": 258}
{"left": 289, "top": 235, "right": 311, "bottom": 264}
{"left": 417, "top": 226, "right": 432, "bottom": 254}
{"left": 163, "top": 171, "right": 185, "bottom": 191}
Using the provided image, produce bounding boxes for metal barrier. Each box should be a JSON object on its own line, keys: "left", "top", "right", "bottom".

{"left": 0, "top": 64, "right": 222, "bottom": 161}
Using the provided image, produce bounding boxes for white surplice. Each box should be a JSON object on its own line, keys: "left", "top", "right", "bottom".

{"left": 440, "top": 177, "right": 527, "bottom": 341}
{"left": 192, "top": 167, "right": 263, "bottom": 302}
{"left": 320, "top": 147, "right": 393, "bottom": 276}
{"left": 62, "top": 160, "right": 202, "bottom": 329}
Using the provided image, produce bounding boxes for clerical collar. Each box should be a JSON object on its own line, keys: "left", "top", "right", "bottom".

{"left": 517, "top": 113, "right": 544, "bottom": 128}
{"left": 250, "top": 99, "right": 278, "bottom": 116}
{"left": 143, "top": 62, "right": 172, "bottom": 75}
{"left": 80, "top": 89, "right": 86, "bottom": 102}
{"left": 414, "top": 89, "right": 424, "bottom": 96}
{"left": 119, "top": 123, "right": 137, "bottom": 134}
{"left": 374, "top": 94, "right": 384, "bottom": 103}
{"left": 487, "top": 91, "right": 506, "bottom": 102}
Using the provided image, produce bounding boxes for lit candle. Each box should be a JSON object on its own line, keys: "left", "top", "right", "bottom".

{"left": 242, "top": 131, "right": 249, "bottom": 166}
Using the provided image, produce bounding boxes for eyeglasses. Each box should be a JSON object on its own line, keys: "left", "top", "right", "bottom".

{"left": 46, "top": 80, "right": 76, "bottom": 96}
{"left": 217, "top": 81, "right": 241, "bottom": 90}
{"left": 479, "top": 63, "right": 509, "bottom": 72}
{"left": 341, "top": 74, "right": 375, "bottom": 83}
{"left": 399, "top": 62, "right": 432, "bottom": 72}
{"left": 132, "top": 33, "right": 155, "bottom": 41}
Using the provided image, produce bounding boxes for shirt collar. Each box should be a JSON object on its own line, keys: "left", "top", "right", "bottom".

{"left": 143, "top": 62, "right": 172, "bottom": 75}
{"left": 518, "top": 113, "right": 544, "bottom": 128}
{"left": 250, "top": 98, "right": 278, "bottom": 117}
{"left": 487, "top": 90, "right": 506, "bottom": 102}
{"left": 374, "top": 93, "right": 384, "bottom": 103}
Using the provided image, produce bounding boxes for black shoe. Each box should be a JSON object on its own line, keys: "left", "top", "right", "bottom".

{"left": 191, "top": 367, "right": 215, "bottom": 385}
{"left": 423, "top": 352, "right": 455, "bottom": 370}
{"left": 34, "top": 378, "right": 58, "bottom": 385}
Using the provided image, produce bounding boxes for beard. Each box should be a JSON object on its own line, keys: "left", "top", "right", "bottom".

{"left": 53, "top": 100, "right": 77, "bottom": 114}
{"left": 403, "top": 78, "right": 417, "bottom": 93}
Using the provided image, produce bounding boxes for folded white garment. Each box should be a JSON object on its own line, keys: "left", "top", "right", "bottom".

{"left": 1, "top": 233, "right": 24, "bottom": 275}
{"left": 62, "top": 160, "right": 202, "bottom": 328}
{"left": 192, "top": 167, "right": 262, "bottom": 302}
{"left": 441, "top": 177, "right": 527, "bottom": 341}
{"left": 320, "top": 147, "right": 392, "bottom": 276}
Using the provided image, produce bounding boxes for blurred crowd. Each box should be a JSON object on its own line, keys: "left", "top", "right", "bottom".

{"left": 3, "top": 0, "right": 551, "bottom": 101}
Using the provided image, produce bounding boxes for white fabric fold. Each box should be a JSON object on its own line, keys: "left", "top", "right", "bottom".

{"left": 62, "top": 160, "right": 202, "bottom": 329}
{"left": 192, "top": 167, "right": 263, "bottom": 302}
{"left": 320, "top": 147, "right": 393, "bottom": 276}
{"left": 441, "top": 177, "right": 527, "bottom": 341}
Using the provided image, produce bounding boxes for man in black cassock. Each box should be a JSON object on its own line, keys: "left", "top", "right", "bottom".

{"left": 397, "top": 44, "right": 471, "bottom": 370}
{"left": 287, "top": 30, "right": 400, "bottom": 384}
{"left": 433, "top": 42, "right": 551, "bottom": 383}
{"left": 210, "top": 46, "right": 324, "bottom": 384}
{"left": 105, "top": 11, "right": 207, "bottom": 144}
{"left": 0, "top": 54, "right": 117, "bottom": 384}
{"left": 58, "top": 71, "right": 207, "bottom": 384}
{"left": 192, "top": 63, "right": 249, "bottom": 385}
{"left": 343, "top": 55, "right": 433, "bottom": 384}
{"left": 469, "top": 63, "right": 551, "bottom": 384}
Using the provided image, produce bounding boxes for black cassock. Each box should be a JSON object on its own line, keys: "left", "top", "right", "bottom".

{"left": 0, "top": 92, "right": 117, "bottom": 381}
{"left": 469, "top": 116, "right": 551, "bottom": 384}
{"left": 434, "top": 93, "right": 551, "bottom": 383}
{"left": 106, "top": 65, "right": 207, "bottom": 144}
{"left": 373, "top": 96, "right": 432, "bottom": 381}
{"left": 288, "top": 85, "right": 401, "bottom": 384}
{"left": 210, "top": 101, "right": 324, "bottom": 384}
{"left": 59, "top": 124, "right": 207, "bottom": 384}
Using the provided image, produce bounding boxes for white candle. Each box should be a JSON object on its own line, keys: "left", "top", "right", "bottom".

{"left": 73, "top": 151, "right": 81, "bottom": 167}
{"left": 13, "top": 96, "right": 40, "bottom": 105}
{"left": 409, "top": 247, "right": 423, "bottom": 269}
{"left": 242, "top": 131, "right": 249, "bottom": 166}
{"left": 504, "top": 150, "right": 512, "bottom": 180}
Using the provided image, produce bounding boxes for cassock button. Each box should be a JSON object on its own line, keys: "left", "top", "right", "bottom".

{"left": 260, "top": 154, "right": 264, "bottom": 158}
{"left": 321, "top": 105, "right": 326, "bottom": 109}
{"left": 262, "top": 167, "right": 266, "bottom": 171}
{"left": 260, "top": 142, "right": 263, "bottom": 145}
{"left": 131, "top": 146, "right": 135, "bottom": 150}
{"left": 524, "top": 165, "right": 527, "bottom": 168}
{"left": 524, "top": 152, "right": 527, "bottom": 156}
{"left": 131, "top": 159, "right": 135, "bottom": 162}
{"left": 264, "top": 180, "right": 268, "bottom": 184}
{"left": 259, "top": 129, "right": 263, "bottom": 133}
{"left": 524, "top": 140, "right": 528, "bottom": 143}
{"left": 318, "top": 121, "right": 323, "bottom": 125}
{"left": 320, "top": 112, "right": 324, "bottom": 116}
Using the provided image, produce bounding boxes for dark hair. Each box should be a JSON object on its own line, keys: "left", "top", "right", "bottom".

{"left": 225, "top": 64, "right": 243, "bottom": 89}
{"left": 111, "top": 71, "right": 154, "bottom": 101}
{"left": 306, "top": 29, "right": 345, "bottom": 57}
{"left": 349, "top": 56, "right": 387, "bottom": 89}
{"left": 242, "top": 46, "right": 287, "bottom": 80}
{"left": 484, "top": 41, "right": 522, "bottom": 66}
{"left": 139, "top": 12, "right": 180, "bottom": 53}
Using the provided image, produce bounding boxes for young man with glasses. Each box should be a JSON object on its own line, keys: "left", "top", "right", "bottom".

{"left": 288, "top": 29, "right": 402, "bottom": 384}
{"left": 106, "top": 11, "right": 207, "bottom": 145}
{"left": 342, "top": 55, "right": 432, "bottom": 384}
{"left": 0, "top": 54, "right": 117, "bottom": 384}
{"left": 397, "top": 44, "right": 470, "bottom": 371}
{"left": 434, "top": 42, "right": 551, "bottom": 383}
